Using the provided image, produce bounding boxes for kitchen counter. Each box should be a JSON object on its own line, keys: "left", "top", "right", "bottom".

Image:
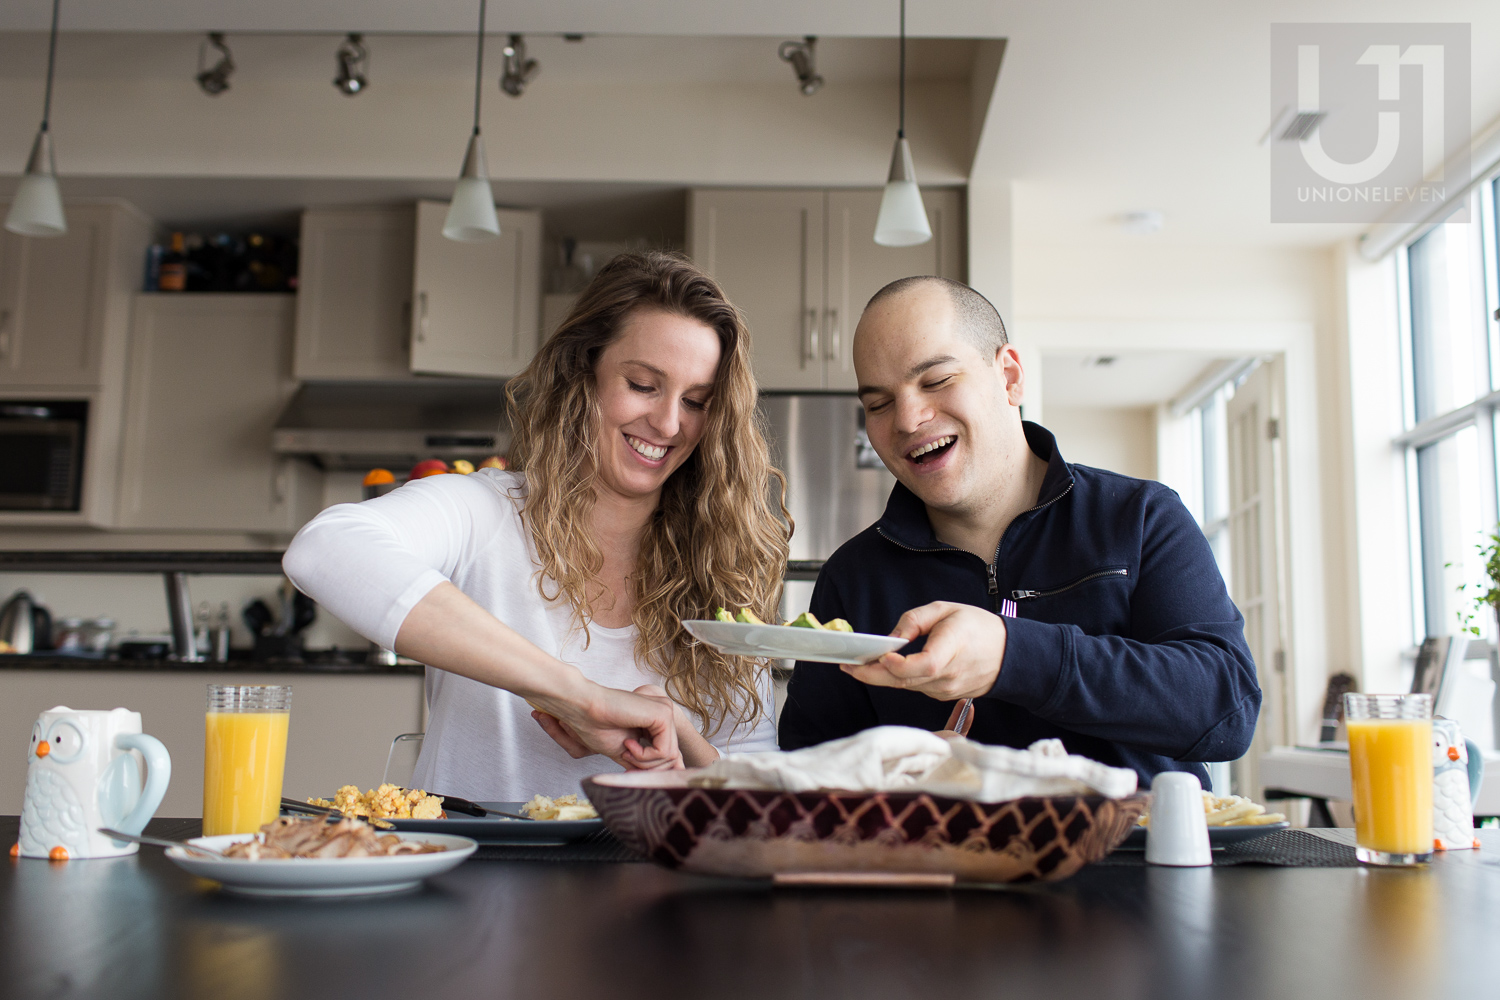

{"left": 2, "top": 818, "right": 1496, "bottom": 1000}
{"left": 0, "top": 653, "right": 423, "bottom": 676}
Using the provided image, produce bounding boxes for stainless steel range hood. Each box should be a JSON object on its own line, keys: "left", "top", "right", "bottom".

{"left": 273, "top": 380, "right": 511, "bottom": 471}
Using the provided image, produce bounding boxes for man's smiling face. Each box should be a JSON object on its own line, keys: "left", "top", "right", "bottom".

{"left": 853, "top": 283, "right": 1021, "bottom": 516}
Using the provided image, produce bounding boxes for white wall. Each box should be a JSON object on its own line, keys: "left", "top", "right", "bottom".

{"left": 1045, "top": 405, "right": 1157, "bottom": 480}
{"left": 1009, "top": 225, "right": 1346, "bottom": 744}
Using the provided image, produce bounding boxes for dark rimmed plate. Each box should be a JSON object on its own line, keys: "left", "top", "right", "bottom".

{"left": 1118, "top": 821, "right": 1290, "bottom": 850}
{"left": 382, "top": 802, "right": 603, "bottom": 846}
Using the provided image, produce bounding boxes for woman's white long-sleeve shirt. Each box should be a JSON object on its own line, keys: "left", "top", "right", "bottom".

{"left": 282, "top": 469, "right": 777, "bottom": 801}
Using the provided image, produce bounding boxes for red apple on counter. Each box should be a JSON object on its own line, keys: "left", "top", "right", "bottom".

{"left": 409, "top": 459, "right": 449, "bottom": 479}
{"left": 479, "top": 455, "right": 507, "bottom": 470}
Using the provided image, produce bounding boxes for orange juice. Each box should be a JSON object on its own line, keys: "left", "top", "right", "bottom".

{"left": 1347, "top": 717, "right": 1433, "bottom": 856}
{"left": 203, "top": 711, "right": 290, "bottom": 836}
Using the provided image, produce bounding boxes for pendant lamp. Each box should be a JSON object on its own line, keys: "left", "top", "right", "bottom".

{"left": 873, "top": 0, "right": 931, "bottom": 247}
{"left": 6, "top": 0, "right": 67, "bottom": 238}
{"left": 444, "top": 0, "right": 501, "bottom": 242}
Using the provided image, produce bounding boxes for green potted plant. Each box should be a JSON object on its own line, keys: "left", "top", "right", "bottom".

{"left": 1456, "top": 530, "right": 1500, "bottom": 636}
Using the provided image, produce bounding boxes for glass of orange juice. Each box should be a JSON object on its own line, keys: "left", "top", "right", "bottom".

{"left": 203, "top": 684, "right": 292, "bottom": 836}
{"left": 1345, "top": 693, "right": 1433, "bottom": 866}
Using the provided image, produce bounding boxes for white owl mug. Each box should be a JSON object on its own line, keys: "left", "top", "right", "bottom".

{"left": 1432, "top": 717, "right": 1484, "bottom": 852}
{"left": 15, "top": 706, "right": 172, "bottom": 861}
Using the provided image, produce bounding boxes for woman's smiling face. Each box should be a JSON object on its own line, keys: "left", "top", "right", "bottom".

{"left": 593, "top": 307, "right": 722, "bottom": 503}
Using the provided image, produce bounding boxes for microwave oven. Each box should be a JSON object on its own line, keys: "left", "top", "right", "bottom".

{"left": 0, "top": 400, "right": 87, "bottom": 511}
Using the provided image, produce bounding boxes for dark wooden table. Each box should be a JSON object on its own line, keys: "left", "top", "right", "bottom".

{"left": 3, "top": 818, "right": 1497, "bottom": 1000}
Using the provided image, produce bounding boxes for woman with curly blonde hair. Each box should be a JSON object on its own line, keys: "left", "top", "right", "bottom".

{"left": 284, "top": 251, "right": 790, "bottom": 799}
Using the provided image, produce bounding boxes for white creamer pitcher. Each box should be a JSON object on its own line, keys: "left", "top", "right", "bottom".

{"left": 15, "top": 706, "right": 171, "bottom": 860}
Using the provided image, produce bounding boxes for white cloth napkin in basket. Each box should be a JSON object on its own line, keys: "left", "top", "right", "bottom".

{"left": 690, "top": 725, "right": 1138, "bottom": 801}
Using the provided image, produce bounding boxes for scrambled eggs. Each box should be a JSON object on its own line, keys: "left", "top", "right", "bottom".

{"left": 310, "top": 783, "right": 445, "bottom": 820}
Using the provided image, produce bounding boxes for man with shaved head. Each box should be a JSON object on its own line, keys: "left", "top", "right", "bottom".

{"left": 778, "top": 276, "right": 1260, "bottom": 787}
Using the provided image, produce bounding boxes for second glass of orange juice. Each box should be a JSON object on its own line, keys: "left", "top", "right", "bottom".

{"left": 1345, "top": 692, "right": 1432, "bottom": 866}
{"left": 203, "top": 684, "right": 292, "bottom": 836}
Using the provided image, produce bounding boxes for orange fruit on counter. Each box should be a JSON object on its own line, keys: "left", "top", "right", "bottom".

{"left": 479, "top": 455, "right": 507, "bottom": 470}
{"left": 450, "top": 459, "right": 475, "bottom": 475}
{"left": 409, "top": 459, "right": 449, "bottom": 480}
{"left": 362, "top": 468, "right": 396, "bottom": 487}
{"left": 9, "top": 842, "right": 17, "bottom": 858}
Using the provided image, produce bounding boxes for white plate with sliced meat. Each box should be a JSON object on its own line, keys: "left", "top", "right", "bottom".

{"left": 166, "top": 829, "right": 477, "bottom": 897}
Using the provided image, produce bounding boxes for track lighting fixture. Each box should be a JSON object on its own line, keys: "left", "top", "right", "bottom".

{"left": 6, "top": 0, "right": 66, "bottom": 237}
{"left": 196, "top": 32, "right": 235, "bottom": 96}
{"left": 778, "top": 37, "right": 824, "bottom": 96}
{"left": 333, "top": 33, "right": 369, "bottom": 95}
{"left": 499, "top": 34, "right": 539, "bottom": 97}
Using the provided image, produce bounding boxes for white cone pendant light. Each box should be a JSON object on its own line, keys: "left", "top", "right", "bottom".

{"left": 874, "top": 0, "right": 931, "bottom": 247}
{"left": 6, "top": 0, "right": 67, "bottom": 238}
{"left": 443, "top": 0, "right": 501, "bottom": 242}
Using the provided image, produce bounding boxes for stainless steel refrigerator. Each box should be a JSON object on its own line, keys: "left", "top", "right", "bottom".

{"left": 758, "top": 393, "right": 896, "bottom": 620}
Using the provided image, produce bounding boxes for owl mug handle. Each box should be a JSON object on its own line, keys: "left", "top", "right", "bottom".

{"left": 112, "top": 733, "right": 171, "bottom": 836}
{"left": 1465, "top": 738, "right": 1485, "bottom": 806}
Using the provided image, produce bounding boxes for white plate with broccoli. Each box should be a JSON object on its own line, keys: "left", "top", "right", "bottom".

{"left": 682, "top": 609, "right": 909, "bottom": 664}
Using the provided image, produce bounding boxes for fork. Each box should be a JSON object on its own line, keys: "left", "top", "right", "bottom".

{"left": 280, "top": 797, "right": 395, "bottom": 830}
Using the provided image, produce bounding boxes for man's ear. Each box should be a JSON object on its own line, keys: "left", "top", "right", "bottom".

{"left": 999, "top": 345, "right": 1026, "bottom": 407}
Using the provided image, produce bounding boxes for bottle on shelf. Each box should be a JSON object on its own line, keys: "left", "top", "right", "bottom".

{"left": 158, "top": 232, "right": 187, "bottom": 292}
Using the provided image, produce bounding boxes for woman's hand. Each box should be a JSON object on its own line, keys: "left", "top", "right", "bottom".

{"left": 622, "top": 685, "right": 719, "bottom": 769}
{"left": 530, "top": 682, "right": 684, "bottom": 770}
{"left": 535, "top": 683, "right": 721, "bottom": 771}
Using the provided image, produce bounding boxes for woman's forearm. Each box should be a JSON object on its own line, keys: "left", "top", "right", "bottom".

{"left": 676, "top": 708, "right": 720, "bottom": 768}
{"left": 394, "top": 582, "right": 679, "bottom": 765}
{"left": 394, "top": 581, "right": 591, "bottom": 709}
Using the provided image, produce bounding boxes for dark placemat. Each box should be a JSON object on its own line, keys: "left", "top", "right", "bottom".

{"left": 146, "top": 817, "right": 204, "bottom": 842}
{"left": 472, "top": 827, "right": 648, "bottom": 863}
{"left": 1094, "top": 828, "right": 1360, "bottom": 867}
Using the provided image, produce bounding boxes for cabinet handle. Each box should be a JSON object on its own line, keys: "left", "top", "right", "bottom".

{"left": 825, "top": 307, "right": 840, "bottom": 362}
{"left": 804, "top": 307, "right": 819, "bottom": 364}
{"left": 416, "top": 292, "right": 428, "bottom": 343}
{"left": 0, "top": 309, "right": 10, "bottom": 359}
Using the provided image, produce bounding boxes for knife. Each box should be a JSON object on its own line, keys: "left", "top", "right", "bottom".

{"left": 431, "top": 794, "right": 532, "bottom": 821}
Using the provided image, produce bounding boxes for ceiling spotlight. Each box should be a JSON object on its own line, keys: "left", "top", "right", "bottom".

{"left": 333, "top": 33, "right": 369, "bottom": 95}
{"left": 196, "top": 32, "right": 234, "bottom": 96}
{"left": 778, "top": 37, "right": 824, "bottom": 96}
{"left": 499, "top": 34, "right": 538, "bottom": 97}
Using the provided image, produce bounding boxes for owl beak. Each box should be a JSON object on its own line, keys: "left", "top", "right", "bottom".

{"left": 1448, "top": 746, "right": 1460, "bottom": 761}
{"left": 34, "top": 741, "right": 50, "bottom": 758}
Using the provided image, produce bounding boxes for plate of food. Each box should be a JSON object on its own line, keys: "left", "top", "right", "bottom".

{"left": 303, "top": 786, "right": 604, "bottom": 846}
{"left": 1119, "top": 791, "right": 1289, "bottom": 849}
{"left": 165, "top": 817, "right": 476, "bottom": 897}
{"left": 683, "top": 608, "right": 908, "bottom": 665}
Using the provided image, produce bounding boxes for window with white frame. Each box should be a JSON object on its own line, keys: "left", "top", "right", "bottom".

{"left": 1179, "top": 378, "right": 1244, "bottom": 588}
{"left": 1399, "top": 180, "right": 1500, "bottom": 644}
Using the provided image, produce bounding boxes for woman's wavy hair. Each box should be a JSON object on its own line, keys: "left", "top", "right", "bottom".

{"left": 504, "top": 250, "right": 790, "bottom": 735}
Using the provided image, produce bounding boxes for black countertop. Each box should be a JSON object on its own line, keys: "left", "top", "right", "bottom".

{"left": 0, "top": 653, "right": 423, "bottom": 675}
{"left": 0, "top": 550, "right": 827, "bottom": 580}
{"left": 2, "top": 817, "right": 1497, "bottom": 1000}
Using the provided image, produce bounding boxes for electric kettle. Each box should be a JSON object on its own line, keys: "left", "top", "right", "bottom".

{"left": 0, "top": 590, "right": 53, "bottom": 654}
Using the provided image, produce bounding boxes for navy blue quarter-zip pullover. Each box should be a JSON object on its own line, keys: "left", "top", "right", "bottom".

{"left": 778, "top": 422, "right": 1261, "bottom": 787}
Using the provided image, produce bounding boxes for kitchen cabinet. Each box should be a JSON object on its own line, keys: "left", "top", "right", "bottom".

{"left": 688, "top": 190, "right": 826, "bottom": 390}
{"left": 688, "top": 188, "right": 964, "bottom": 390}
{"left": 294, "top": 206, "right": 416, "bottom": 380}
{"left": 411, "top": 200, "right": 542, "bottom": 379}
{"left": 117, "top": 294, "right": 319, "bottom": 532}
{"left": 0, "top": 202, "right": 151, "bottom": 390}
